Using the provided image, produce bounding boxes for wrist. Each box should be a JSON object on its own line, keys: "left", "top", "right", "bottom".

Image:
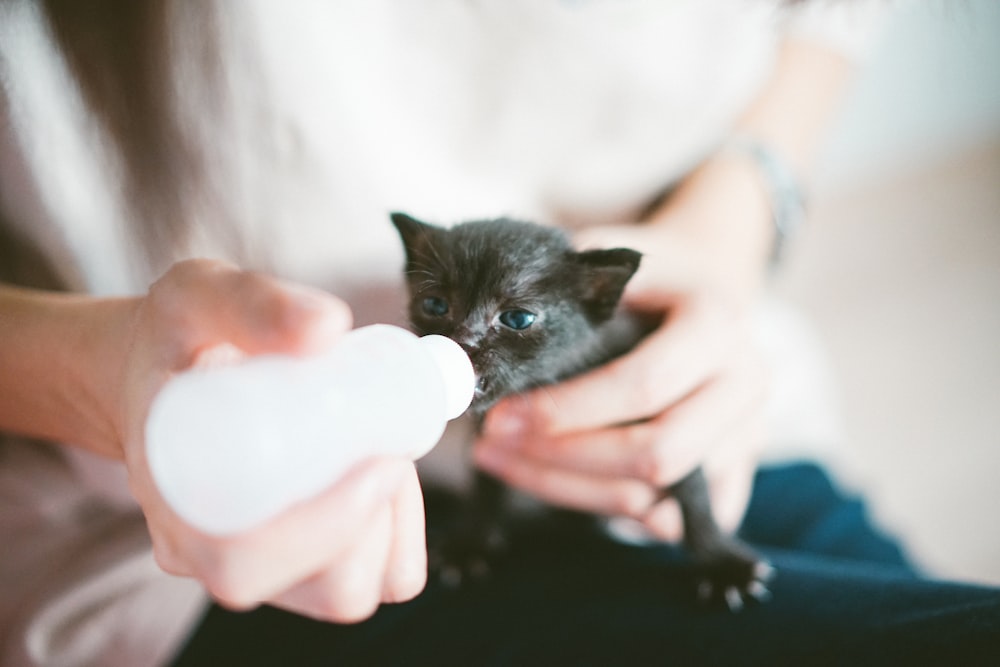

{"left": 0, "top": 285, "right": 140, "bottom": 458}
{"left": 722, "top": 136, "right": 807, "bottom": 264}
{"left": 643, "top": 154, "right": 777, "bottom": 300}
{"left": 80, "top": 295, "right": 144, "bottom": 459}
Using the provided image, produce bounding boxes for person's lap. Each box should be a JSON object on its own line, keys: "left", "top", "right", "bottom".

{"left": 172, "top": 463, "right": 1000, "bottom": 666}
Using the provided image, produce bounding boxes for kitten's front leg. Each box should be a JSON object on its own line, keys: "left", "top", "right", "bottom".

{"left": 668, "top": 466, "right": 774, "bottom": 611}
{"left": 428, "top": 470, "right": 510, "bottom": 587}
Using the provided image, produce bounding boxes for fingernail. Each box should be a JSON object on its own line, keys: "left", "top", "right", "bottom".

{"left": 483, "top": 403, "right": 528, "bottom": 440}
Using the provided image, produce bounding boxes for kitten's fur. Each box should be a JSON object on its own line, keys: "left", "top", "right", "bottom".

{"left": 392, "top": 212, "right": 771, "bottom": 609}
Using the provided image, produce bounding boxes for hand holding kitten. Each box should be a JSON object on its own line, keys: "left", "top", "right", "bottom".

{"left": 474, "top": 223, "right": 770, "bottom": 543}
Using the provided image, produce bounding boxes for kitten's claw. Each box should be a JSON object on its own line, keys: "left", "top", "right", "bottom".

{"left": 724, "top": 587, "right": 744, "bottom": 613}
{"left": 754, "top": 561, "right": 776, "bottom": 584}
{"left": 747, "top": 580, "right": 772, "bottom": 603}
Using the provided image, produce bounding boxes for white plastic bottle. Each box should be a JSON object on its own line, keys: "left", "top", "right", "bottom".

{"left": 145, "top": 324, "right": 475, "bottom": 536}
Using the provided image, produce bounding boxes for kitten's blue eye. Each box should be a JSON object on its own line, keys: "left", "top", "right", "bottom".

{"left": 499, "top": 309, "right": 536, "bottom": 330}
{"left": 421, "top": 297, "right": 449, "bottom": 317}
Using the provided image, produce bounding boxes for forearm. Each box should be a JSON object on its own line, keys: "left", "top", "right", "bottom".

{"left": 645, "top": 38, "right": 856, "bottom": 295}
{"left": 0, "top": 283, "right": 138, "bottom": 458}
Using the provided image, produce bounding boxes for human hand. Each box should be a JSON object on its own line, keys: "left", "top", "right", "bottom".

{"left": 116, "top": 259, "right": 426, "bottom": 622}
{"left": 473, "top": 221, "right": 770, "bottom": 542}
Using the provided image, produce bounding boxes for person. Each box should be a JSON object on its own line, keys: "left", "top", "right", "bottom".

{"left": 1, "top": 1, "right": 997, "bottom": 665}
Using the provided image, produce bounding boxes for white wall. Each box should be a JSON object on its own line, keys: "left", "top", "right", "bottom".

{"left": 817, "top": 0, "right": 1000, "bottom": 194}
{"left": 775, "top": 0, "right": 1000, "bottom": 584}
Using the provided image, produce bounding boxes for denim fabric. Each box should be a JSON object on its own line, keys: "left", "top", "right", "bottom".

{"left": 172, "top": 463, "right": 1000, "bottom": 666}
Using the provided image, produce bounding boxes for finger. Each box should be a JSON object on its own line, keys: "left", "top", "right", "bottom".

{"left": 484, "top": 298, "right": 740, "bottom": 438}
{"left": 276, "top": 469, "right": 428, "bottom": 621}
{"left": 146, "top": 259, "right": 352, "bottom": 363}
{"left": 477, "top": 420, "right": 659, "bottom": 483}
{"left": 186, "top": 458, "right": 411, "bottom": 610}
{"left": 381, "top": 464, "right": 427, "bottom": 603}
{"left": 474, "top": 446, "right": 658, "bottom": 519}
{"left": 641, "top": 497, "right": 684, "bottom": 542}
{"left": 702, "top": 413, "right": 767, "bottom": 533}
{"left": 640, "top": 411, "right": 766, "bottom": 542}
{"left": 635, "top": 345, "right": 769, "bottom": 487}
{"left": 604, "top": 436, "right": 763, "bottom": 545}
{"left": 272, "top": 503, "right": 394, "bottom": 623}
{"left": 480, "top": 346, "right": 769, "bottom": 488}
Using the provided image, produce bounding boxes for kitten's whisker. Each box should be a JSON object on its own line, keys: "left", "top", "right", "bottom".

{"left": 423, "top": 236, "right": 449, "bottom": 274}
{"left": 404, "top": 267, "right": 437, "bottom": 278}
{"left": 415, "top": 279, "right": 439, "bottom": 292}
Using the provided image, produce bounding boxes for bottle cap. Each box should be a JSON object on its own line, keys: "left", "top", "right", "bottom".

{"left": 418, "top": 334, "right": 476, "bottom": 419}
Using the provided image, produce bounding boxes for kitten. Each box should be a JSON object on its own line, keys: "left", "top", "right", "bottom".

{"left": 391, "top": 212, "right": 772, "bottom": 610}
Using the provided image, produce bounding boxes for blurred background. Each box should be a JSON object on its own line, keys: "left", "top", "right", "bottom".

{"left": 772, "top": 0, "right": 1000, "bottom": 585}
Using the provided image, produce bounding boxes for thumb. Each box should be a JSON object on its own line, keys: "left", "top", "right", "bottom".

{"left": 149, "top": 259, "right": 353, "bottom": 362}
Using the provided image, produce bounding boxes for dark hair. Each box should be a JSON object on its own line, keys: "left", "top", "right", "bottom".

{"left": 40, "top": 0, "right": 240, "bottom": 270}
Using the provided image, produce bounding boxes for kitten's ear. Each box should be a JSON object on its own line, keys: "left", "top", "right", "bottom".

{"left": 575, "top": 248, "right": 642, "bottom": 322}
{"left": 390, "top": 212, "right": 441, "bottom": 266}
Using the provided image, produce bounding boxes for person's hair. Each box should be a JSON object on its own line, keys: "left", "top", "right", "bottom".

{"left": 40, "top": 0, "right": 244, "bottom": 270}
{"left": 0, "top": 211, "right": 69, "bottom": 290}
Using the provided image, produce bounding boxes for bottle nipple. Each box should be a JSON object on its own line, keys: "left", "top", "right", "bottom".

{"left": 144, "top": 324, "right": 476, "bottom": 535}
{"left": 418, "top": 334, "right": 476, "bottom": 420}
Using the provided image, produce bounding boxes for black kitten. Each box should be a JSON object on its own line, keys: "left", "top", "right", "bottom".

{"left": 391, "top": 212, "right": 772, "bottom": 610}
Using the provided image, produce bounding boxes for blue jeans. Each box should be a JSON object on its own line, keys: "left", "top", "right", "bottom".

{"left": 172, "top": 463, "right": 1000, "bottom": 666}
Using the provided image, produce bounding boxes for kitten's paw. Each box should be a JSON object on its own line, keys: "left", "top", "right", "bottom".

{"left": 428, "top": 525, "right": 507, "bottom": 588}
{"left": 693, "top": 547, "right": 774, "bottom": 612}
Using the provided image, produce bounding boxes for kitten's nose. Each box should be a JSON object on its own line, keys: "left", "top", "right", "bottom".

{"left": 451, "top": 329, "right": 479, "bottom": 356}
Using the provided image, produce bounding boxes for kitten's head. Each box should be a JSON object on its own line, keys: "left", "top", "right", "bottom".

{"left": 391, "top": 212, "right": 641, "bottom": 413}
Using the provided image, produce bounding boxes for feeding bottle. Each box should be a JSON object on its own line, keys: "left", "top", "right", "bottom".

{"left": 145, "top": 324, "right": 475, "bottom": 535}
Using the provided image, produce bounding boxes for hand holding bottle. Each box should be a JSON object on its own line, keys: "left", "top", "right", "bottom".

{"left": 146, "top": 323, "right": 474, "bottom": 535}
{"left": 119, "top": 259, "right": 430, "bottom": 621}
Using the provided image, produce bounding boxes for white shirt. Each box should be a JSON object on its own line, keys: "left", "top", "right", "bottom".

{"left": 0, "top": 2, "right": 888, "bottom": 664}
